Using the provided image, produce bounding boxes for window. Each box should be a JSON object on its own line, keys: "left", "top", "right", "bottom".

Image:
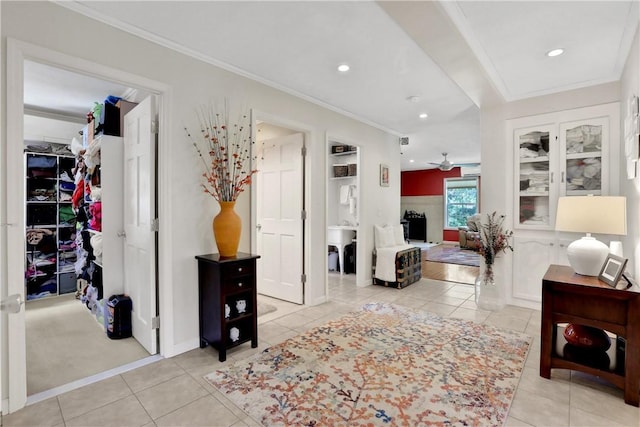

{"left": 444, "top": 177, "right": 479, "bottom": 228}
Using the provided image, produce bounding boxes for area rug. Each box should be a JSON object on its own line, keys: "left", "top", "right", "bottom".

{"left": 205, "top": 302, "right": 531, "bottom": 426}
{"left": 425, "top": 244, "right": 480, "bottom": 267}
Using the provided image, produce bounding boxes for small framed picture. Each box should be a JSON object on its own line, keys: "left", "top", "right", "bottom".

{"left": 380, "top": 164, "right": 389, "bottom": 187}
{"left": 598, "top": 254, "right": 628, "bottom": 287}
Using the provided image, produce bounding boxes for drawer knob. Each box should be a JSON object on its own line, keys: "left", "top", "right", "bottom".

{"left": 238, "top": 282, "right": 243, "bottom": 287}
{"left": 238, "top": 267, "right": 243, "bottom": 272}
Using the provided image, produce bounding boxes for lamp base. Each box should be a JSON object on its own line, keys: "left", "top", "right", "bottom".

{"left": 566, "top": 236, "right": 609, "bottom": 276}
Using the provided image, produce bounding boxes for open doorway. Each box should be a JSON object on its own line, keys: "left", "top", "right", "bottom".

{"left": 5, "top": 39, "right": 168, "bottom": 412}
{"left": 254, "top": 121, "right": 305, "bottom": 305}
{"left": 22, "top": 62, "right": 155, "bottom": 397}
{"left": 325, "top": 135, "right": 361, "bottom": 290}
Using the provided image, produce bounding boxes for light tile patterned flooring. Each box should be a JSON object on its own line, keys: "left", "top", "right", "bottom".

{"left": 4, "top": 274, "right": 639, "bottom": 426}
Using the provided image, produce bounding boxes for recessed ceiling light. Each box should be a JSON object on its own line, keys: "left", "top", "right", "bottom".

{"left": 337, "top": 64, "right": 350, "bottom": 72}
{"left": 419, "top": 113, "right": 428, "bottom": 119}
{"left": 407, "top": 96, "right": 420, "bottom": 103}
{"left": 546, "top": 48, "right": 564, "bottom": 57}
{"left": 409, "top": 159, "right": 415, "bottom": 163}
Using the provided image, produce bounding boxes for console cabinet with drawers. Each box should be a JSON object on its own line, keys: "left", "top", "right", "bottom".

{"left": 196, "top": 253, "right": 260, "bottom": 362}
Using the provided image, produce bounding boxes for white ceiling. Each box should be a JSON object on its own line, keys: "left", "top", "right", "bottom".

{"left": 26, "top": 1, "right": 639, "bottom": 170}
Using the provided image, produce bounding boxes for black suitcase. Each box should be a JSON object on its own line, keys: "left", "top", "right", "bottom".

{"left": 106, "top": 294, "right": 132, "bottom": 339}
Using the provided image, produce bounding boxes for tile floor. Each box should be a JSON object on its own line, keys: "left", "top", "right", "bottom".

{"left": 3, "top": 274, "right": 639, "bottom": 426}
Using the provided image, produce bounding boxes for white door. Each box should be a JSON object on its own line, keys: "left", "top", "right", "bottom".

{"left": 123, "top": 96, "right": 157, "bottom": 354}
{"left": 256, "top": 133, "right": 304, "bottom": 304}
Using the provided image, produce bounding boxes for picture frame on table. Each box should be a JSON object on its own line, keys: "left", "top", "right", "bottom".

{"left": 598, "top": 253, "right": 628, "bottom": 287}
{"left": 380, "top": 164, "right": 389, "bottom": 187}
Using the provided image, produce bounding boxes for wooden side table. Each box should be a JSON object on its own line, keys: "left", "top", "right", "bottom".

{"left": 196, "top": 253, "right": 260, "bottom": 362}
{"left": 540, "top": 264, "right": 640, "bottom": 406}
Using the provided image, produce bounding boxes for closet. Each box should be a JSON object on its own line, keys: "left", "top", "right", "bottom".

{"left": 24, "top": 99, "right": 131, "bottom": 317}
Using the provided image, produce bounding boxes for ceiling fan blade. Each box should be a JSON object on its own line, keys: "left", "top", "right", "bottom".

{"left": 453, "top": 162, "right": 481, "bottom": 167}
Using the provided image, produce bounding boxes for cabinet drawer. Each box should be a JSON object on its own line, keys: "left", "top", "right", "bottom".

{"left": 221, "top": 260, "right": 254, "bottom": 280}
{"left": 222, "top": 276, "right": 253, "bottom": 294}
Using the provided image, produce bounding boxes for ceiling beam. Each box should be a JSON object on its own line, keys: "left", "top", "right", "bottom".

{"left": 378, "top": 0, "right": 504, "bottom": 108}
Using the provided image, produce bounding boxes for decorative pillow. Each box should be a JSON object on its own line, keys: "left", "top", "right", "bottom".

{"left": 374, "top": 225, "right": 395, "bottom": 248}
{"left": 393, "top": 224, "right": 405, "bottom": 245}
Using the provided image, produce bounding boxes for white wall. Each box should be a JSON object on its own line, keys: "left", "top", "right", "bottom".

{"left": 0, "top": 0, "right": 401, "bottom": 395}
{"left": 619, "top": 26, "right": 640, "bottom": 278}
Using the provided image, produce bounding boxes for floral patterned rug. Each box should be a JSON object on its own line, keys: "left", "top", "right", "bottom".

{"left": 205, "top": 303, "right": 531, "bottom": 426}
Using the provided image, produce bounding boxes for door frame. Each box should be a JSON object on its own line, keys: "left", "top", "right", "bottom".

{"left": 250, "top": 110, "right": 312, "bottom": 305}
{"left": 4, "top": 38, "right": 174, "bottom": 413}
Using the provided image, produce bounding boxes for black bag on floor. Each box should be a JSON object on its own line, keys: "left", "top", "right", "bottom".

{"left": 106, "top": 294, "right": 132, "bottom": 339}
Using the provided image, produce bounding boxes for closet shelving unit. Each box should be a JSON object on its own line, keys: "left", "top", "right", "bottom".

{"left": 25, "top": 150, "right": 78, "bottom": 300}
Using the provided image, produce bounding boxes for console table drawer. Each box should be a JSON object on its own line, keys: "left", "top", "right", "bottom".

{"left": 222, "top": 276, "right": 253, "bottom": 294}
{"left": 221, "top": 260, "right": 254, "bottom": 280}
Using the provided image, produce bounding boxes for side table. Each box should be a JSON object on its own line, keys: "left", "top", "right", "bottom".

{"left": 540, "top": 264, "right": 640, "bottom": 406}
{"left": 196, "top": 253, "right": 260, "bottom": 362}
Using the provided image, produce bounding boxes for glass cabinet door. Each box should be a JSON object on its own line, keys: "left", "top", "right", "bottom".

{"left": 559, "top": 117, "right": 608, "bottom": 196}
{"left": 514, "top": 125, "right": 557, "bottom": 229}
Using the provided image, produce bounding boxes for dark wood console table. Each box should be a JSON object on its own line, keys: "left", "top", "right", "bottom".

{"left": 196, "top": 253, "right": 260, "bottom": 362}
{"left": 540, "top": 264, "right": 640, "bottom": 406}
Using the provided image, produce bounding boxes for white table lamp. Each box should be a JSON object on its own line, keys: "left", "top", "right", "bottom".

{"left": 555, "top": 196, "right": 626, "bottom": 276}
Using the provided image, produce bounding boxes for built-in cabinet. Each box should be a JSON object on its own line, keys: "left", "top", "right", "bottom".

{"left": 509, "top": 102, "right": 620, "bottom": 304}
{"left": 512, "top": 236, "right": 572, "bottom": 302}
{"left": 515, "top": 116, "right": 610, "bottom": 229}
{"left": 25, "top": 151, "right": 78, "bottom": 299}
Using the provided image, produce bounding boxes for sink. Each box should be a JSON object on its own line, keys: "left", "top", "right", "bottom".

{"left": 328, "top": 226, "right": 356, "bottom": 275}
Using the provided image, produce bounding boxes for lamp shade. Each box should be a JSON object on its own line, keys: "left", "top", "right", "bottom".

{"left": 555, "top": 196, "right": 626, "bottom": 235}
{"left": 555, "top": 196, "right": 626, "bottom": 276}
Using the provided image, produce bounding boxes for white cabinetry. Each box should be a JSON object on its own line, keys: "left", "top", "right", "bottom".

{"left": 98, "top": 135, "right": 124, "bottom": 299}
{"left": 509, "top": 102, "right": 620, "bottom": 305}
{"left": 512, "top": 236, "right": 571, "bottom": 303}
{"left": 513, "top": 106, "right": 615, "bottom": 230}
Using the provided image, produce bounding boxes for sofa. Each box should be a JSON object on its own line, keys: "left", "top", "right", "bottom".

{"left": 458, "top": 214, "right": 482, "bottom": 250}
{"left": 371, "top": 224, "right": 422, "bottom": 289}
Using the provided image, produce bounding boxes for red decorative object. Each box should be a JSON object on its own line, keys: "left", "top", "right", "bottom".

{"left": 563, "top": 324, "right": 611, "bottom": 351}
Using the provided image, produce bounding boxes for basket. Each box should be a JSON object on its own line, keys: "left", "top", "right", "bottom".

{"left": 333, "top": 164, "right": 348, "bottom": 177}
{"left": 347, "top": 163, "right": 357, "bottom": 176}
{"left": 331, "top": 145, "right": 349, "bottom": 154}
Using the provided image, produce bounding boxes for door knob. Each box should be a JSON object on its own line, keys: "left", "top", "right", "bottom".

{"left": 256, "top": 224, "right": 262, "bottom": 230}
{"left": 0, "top": 294, "right": 24, "bottom": 313}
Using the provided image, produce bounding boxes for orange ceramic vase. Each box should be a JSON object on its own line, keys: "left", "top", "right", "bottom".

{"left": 213, "top": 201, "right": 241, "bottom": 257}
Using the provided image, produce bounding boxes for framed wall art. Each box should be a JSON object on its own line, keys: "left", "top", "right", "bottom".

{"left": 380, "top": 164, "right": 389, "bottom": 187}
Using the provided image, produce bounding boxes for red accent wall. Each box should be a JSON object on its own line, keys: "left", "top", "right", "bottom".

{"left": 401, "top": 167, "right": 462, "bottom": 242}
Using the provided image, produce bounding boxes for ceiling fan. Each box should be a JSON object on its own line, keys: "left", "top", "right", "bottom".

{"left": 429, "top": 152, "right": 480, "bottom": 171}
